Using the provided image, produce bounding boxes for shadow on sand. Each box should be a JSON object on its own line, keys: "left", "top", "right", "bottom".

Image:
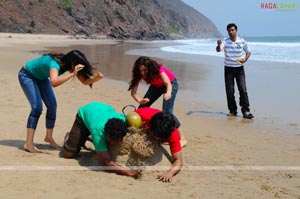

{"left": 0, "top": 139, "right": 61, "bottom": 153}
{"left": 186, "top": 110, "right": 227, "bottom": 116}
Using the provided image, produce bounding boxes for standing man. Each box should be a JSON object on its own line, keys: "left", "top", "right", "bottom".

{"left": 216, "top": 23, "right": 254, "bottom": 119}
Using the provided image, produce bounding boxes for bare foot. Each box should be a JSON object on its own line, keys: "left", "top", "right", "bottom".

{"left": 24, "top": 144, "right": 43, "bottom": 153}
{"left": 44, "top": 137, "right": 60, "bottom": 148}
{"left": 180, "top": 139, "right": 187, "bottom": 148}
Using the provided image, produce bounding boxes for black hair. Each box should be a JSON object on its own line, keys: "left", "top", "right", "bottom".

{"left": 227, "top": 23, "right": 238, "bottom": 31}
{"left": 104, "top": 118, "right": 128, "bottom": 141}
{"left": 150, "top": 112, "right": 176, "bottom": 139}
{"left": 128, "top": 56, "right": 161, "bottom": 91}
{"left": 59, "top": 50, "right": 94, "bottom": 78}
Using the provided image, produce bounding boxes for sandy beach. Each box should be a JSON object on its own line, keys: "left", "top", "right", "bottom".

{"left": 0, "top": 33, "right": 300, "bottom": 199}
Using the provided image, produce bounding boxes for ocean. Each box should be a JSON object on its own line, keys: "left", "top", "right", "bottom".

{"left": 159, "top": 36, "right": 300, "bottom": 64}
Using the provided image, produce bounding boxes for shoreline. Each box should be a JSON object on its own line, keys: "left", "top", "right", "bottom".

{"left": 1, "top": 34, "right": 300, "bottom": 199}
{"left": 48, "top": 39, "right": 299, "bottom": 135}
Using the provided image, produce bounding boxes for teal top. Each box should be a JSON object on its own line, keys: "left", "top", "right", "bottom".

{"left": 25, "top": 55, "right": 61, "bottom": 80}
{"left": 78, "top": 102, "right": 126, "bottom": 152}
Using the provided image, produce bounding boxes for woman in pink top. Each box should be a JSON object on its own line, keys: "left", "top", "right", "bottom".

{"left": 128, "top": 56, "right": 187, "bottom": 147}
{"left": 128, "top": 56, "right": 178, "bottom": 114}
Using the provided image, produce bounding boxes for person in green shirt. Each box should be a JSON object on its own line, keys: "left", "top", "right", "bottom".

{"left": 18, "top": 50, "right": 103, "bottom": 153}
{"left": 62, "top": 102, "right": 141, "bottom": 178}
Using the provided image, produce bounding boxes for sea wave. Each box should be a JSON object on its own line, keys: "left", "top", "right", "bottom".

{"left": 159, "top": 38, "right": 300, "bottom": 64}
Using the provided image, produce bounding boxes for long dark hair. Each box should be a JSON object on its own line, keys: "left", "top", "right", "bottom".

{"left": 128, "top": 56, "right": 161, "bottom": 91}
{"left": 48, "top": 50, "right": 94, "bottom": 79}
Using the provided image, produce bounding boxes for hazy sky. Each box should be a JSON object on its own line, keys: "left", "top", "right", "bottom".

{"left": 182, "top": 0, "right": 300, "bottom": 37}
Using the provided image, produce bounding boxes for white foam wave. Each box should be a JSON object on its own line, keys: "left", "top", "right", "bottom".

{"left": 159, "top": 39, "right": 300, "bottom": 64}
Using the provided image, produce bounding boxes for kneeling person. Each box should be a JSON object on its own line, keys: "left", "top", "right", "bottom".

{"left": 135, "top": 107, "right": 183, "bottom": 182}
{"left": 63, "top": 102, "right": 140, "bottom": 178}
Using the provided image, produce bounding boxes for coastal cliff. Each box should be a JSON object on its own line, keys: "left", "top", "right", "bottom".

{"left": 0, "top": 0, "right": 222, "bottom": 39}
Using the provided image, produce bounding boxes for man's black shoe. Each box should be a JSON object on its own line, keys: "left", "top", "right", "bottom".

{"left": 243, "top": 112, "right": 254, "bottom": 119}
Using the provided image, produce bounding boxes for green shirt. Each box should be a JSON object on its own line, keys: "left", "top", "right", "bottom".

{"left": 25, "top": 55, "right": 61, "bottom": 80}
{"left": 78, "top": 102, "right": 126, "bottom": 152}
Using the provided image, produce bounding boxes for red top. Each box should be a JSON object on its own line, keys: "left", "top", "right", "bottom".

{"left": 135, "top": 107, "right": 181, "bottom": 153}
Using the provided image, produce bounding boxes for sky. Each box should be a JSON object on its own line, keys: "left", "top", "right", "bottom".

{"left": 182, "top": 0, "right": 300, "bottom": 37}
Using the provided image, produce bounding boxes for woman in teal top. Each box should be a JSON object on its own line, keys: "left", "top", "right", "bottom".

{"left": 18, "top": 50, "right": 104, "bottom": 153}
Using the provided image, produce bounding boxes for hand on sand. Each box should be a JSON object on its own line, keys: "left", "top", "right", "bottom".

{"left": 24, "top": 144, "right": 43, "bottom": 153}
{"left": 131, "top": 167, "right": 144, "bottom": 179}
{"left": 157, "top": 172, "right": 173, "bottom": 182}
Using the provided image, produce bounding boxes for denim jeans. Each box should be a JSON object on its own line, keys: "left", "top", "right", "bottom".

{"left": 138, "top": 78, "right": 181, "bottom": 127}
{"left": 224, "top": 66, "right": 250, "bottom": 114}
{"left": 18, "top": 68, "right": 57, "bottom": 129}
{"left": 138, "top": 78, "right": 178, "bottom": 113}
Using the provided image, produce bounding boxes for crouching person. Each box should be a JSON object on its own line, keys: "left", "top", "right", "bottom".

{"left": 62, "top": 101, "right": 141, "bottom": 178}
{"left": 135, "top": 107, "right": 183, "bottom": 182}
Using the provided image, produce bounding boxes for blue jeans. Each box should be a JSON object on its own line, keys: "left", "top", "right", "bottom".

{"left": 138, "top": 78, "right": 181, "bottom": 127}
{"left": 224, "top": 66, "right": 250, "bottom": 114}
{"left": 18, "top": 68, "right": 57, "bottom": 129}
{"left": 138, "top": 78, "right": 178, "bottom": 114}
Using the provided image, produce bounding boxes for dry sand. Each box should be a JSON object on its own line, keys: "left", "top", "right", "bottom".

{"left": 0, "top": 33, "right": 300, "bottom": 199}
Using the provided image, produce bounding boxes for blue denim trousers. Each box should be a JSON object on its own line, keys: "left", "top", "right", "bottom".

{"left": 138, "top": 78, "right": 181, "bottom": 127}
{"left": 224, "top": 66, "right": 250, "bottom": 114}
{"left": 18, "top": 68, "right": 57, "bottom": 129}
{"left": 138, "top": 78, "right": 178, "bottom": 114}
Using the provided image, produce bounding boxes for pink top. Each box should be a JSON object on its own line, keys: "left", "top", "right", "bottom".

{"left": 145, "top": 66, "right": 175, "bottom": 88}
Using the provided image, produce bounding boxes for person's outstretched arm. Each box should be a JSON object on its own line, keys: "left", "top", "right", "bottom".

{"left": 131, "top": 82, "right": 150, "bottom": 105}
{"left": 157, "top": 151, "right": 183, "bottom": 182}
{"left": 96, "top": 151, "right": 141, "bottom": 178}
{"left": 50, "top": 64, "right": 84, "bottom": 87}
{"left": 77, "top": 71, "right": 104, "bottom": 86}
